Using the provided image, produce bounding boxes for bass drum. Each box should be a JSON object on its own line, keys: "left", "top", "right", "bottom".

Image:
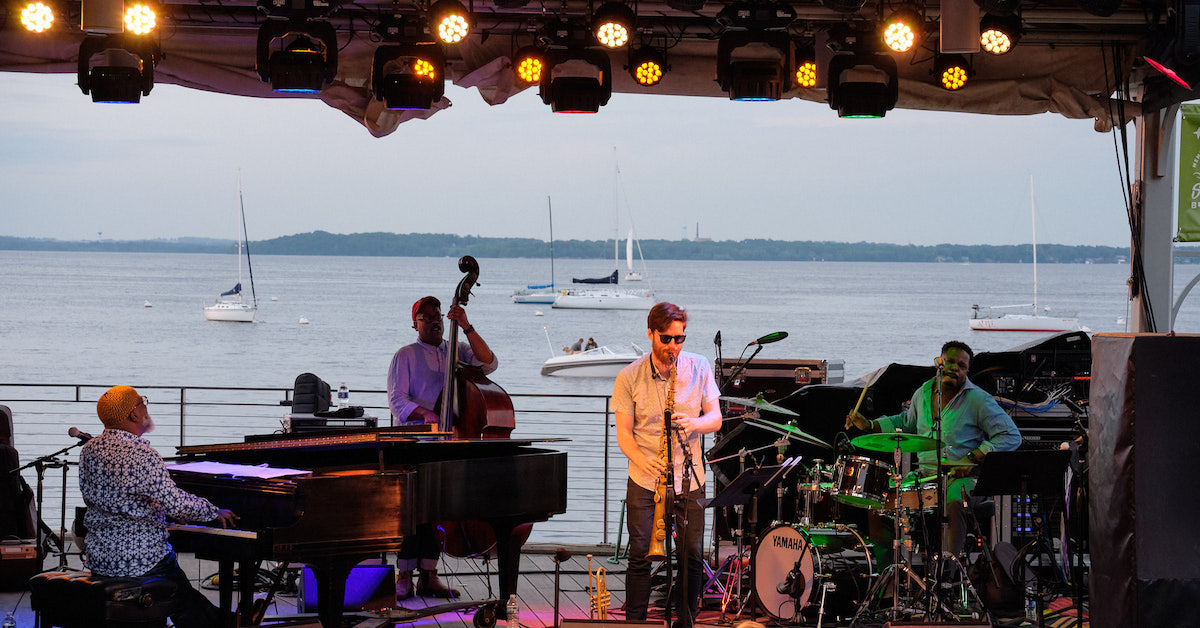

{"left": 752, "top": 523, "right": 875, "bottom": 624}
{"left": 752, "top": 524, "right": 821, "bottom": 621}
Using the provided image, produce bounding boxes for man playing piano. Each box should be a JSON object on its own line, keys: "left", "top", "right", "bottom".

{"left": 80, "top": 385, "right": 238, "bottom": 628}
{"left": 386, "top": 295, "right": 497, "bottom": 599}
{"left": 614, "top": 302, "right": 723, "bottom": 628}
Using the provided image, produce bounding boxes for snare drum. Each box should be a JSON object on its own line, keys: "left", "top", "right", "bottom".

{"left": 891, "top": 477, "right": 939, "bottom": 511}
{"left": 831, "top": 455, "right": 892, "bottom": 509}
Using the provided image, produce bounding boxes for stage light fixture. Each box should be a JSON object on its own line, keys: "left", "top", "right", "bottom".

{"left": 539, "top": 48, "right": 613, "bottom": 113}
{"left": 21, "top": 2, "right": 54, "bottom": 31}
{"left": 513, "top": 46, "right": 546, "bottom": 84}
{"left": 371, "top": 42, "right": 445, "bottom": 110}
{"left": 936, "top": 53, "right": 970, "bottom": 90}
{"left": 827, "top": 52, "right": 898, "bottom": 118}
{"left": 794, "top": 43, "right": 817, "bottom": 88}
{"left": 979, "top": 14, "right": 1020, "bottom": 54}
{"left": 124, "top": 3, "right": 156, "bottom": 35}
{"left": 256, "top": 20, "right": 338, "bottom": 93}
{"left": 716, "top": 30, "right": 792, "bottom": 101}
{"left": 429, "top": 0, "right": 471, "bottom": 44}
{"left": 77, "top": 34, "right": 158, "bottom": 103}
{"left": 593, "top": 2, "right": 635, "bottom": 48}
{"left": 628, "top": 47, "right": 666, "bottom": 86}
{"left": 882, "top": 8, "right": 922, "bottom": 53}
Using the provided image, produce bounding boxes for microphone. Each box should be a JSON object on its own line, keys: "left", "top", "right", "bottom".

{"left": 714, "top": 330, "right": 722, "bottom": 347}
{"left": 68, "top": 427, "right": 93, "bottom": 443}
{"left": 749, "top": 331, "right": 789, "bottom": 346}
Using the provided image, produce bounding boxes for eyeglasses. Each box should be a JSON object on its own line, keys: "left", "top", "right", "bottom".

{"left": 415, "top": 315, "right": 443, "bottom": 323}
{"left": 137, "top": 395, "right": 149, "bottom": 407}
{"left": 658, "top": 334, "right": 687, "bottom": 345}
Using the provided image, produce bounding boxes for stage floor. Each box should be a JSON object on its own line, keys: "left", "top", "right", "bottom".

{"left": 0, "top": 546, "right": 1087, "bottom": 627}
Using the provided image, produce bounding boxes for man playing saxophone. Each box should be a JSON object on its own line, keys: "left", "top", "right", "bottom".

{"left": 614, "top": 302, "right": 723, "bottom": 628}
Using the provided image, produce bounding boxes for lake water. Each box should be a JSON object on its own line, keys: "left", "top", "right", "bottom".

{"left": 2, "top": 251, "right": 1196, "bottom": 543}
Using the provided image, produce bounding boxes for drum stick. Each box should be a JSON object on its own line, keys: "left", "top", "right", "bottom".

{"left": 850, "top": 373, "right": 874, "bottom": 417}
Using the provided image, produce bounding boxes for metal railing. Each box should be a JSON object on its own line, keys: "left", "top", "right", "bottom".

{"left": 1, "top": 383, "right": 628, "bottom": 547}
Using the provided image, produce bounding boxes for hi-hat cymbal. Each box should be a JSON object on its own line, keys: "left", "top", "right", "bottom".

{"left": 719, "top": 395, "right": 799, "bottom": 417}
{"left": 747, "top": 419, "right": 832, "bottom": 450}
{"left": 851, "top": 432, "right": 939, "bottom": 453}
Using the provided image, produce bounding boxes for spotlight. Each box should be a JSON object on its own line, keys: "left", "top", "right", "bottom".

{"left": 936, "top": 53, "right": 970, "bottom": 90}
{"left": 627, "top": 47, "right": 667, "bottom": 86}
{"left": 371, "top": 42, "right": 445, "bottom": 110}
{"left": 256, "top": 20, "right": 338, "bottom": 93}
{"left": 124, "top": 3, "right": 156, "bottom": 35}
{"left": 76, "top": 35, "right": 157, "bottom": 103}
{"left": 827, "top": 52, "right": 898, "bottom": 118}
{"left": 513, "top": 46, "right": 546, "bottom": 84}
{"left": 21, "top": 2, "right": 54, "bottom": 31}
{"left": 429, "top": 0, "right": 471, "bottom": 44}
{"left": 979, "top": 14, "right": 1021, "bottom": 54}
{"left": 794, "top": 43, "right": 817, "bottom": 88}
{"left": 716, "top": 30, "right": 792, "bottom": 101}
{"left": 593, "top": 2, "right": 635, "bottom": 48}
{"left": 539, "top": 48, "right": 613, "bottom": 113}
{"left": 882, "top": 8, "right": 923, "bottom": 53}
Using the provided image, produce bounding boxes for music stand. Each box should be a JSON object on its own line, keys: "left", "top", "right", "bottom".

{"left": 700, "top": 462, "right": 793, "bottom": 511}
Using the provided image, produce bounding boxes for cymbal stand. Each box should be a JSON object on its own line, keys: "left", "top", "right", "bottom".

{"left": 673, "top": 424, "right": 697, "bottom": 628}
{"left": 715, "top": 449, "right": 750, "bottom": 623}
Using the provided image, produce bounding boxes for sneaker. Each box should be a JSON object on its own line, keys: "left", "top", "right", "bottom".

{"left": 396, "top": 570, "right": 415, "bottom": 600}
{"left": 417, "top": 570, "right": 460, "bottom": 599}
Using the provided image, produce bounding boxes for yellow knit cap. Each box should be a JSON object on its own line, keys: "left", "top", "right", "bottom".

{"left": 97, "top": 386, "right": 140, "bottom": 428}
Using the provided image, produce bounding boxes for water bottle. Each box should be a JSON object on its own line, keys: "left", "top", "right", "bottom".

{"left": 3, "top": 611, "right": 16, "bottom": 628}
{"left": 505, "top": 594, "right": 519, "bottom": 628}
{"left": 337, "top": 382, "right": 349, "bottom": 409}
{"left": 1025, "top": 595, "right": 1037, "bottom": 622}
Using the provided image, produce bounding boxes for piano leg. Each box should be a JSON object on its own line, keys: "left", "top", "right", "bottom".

{"left": 491, "top": 518, "right": 520, "bottom": 619}
{"left": 310, "top": 557, "right": 359, "bottom": 628}
{"left": 217, "top": 558, "right": 236, "bottom": 627}
{"left": 237, "top": 559, "right": 261, "bottom": 627}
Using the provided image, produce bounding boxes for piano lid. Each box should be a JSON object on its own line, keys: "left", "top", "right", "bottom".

{"left": 176, "top": 426, "right": 567, "bottom": 456}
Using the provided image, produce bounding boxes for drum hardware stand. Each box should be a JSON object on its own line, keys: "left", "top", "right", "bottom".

{"left": 672, "top": 423, "right": 698, "bottom": 628}
{"left": 705, "top": 443, "right": 777, "bottom": 621}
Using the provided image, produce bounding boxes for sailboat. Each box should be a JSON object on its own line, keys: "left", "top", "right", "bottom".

{"left": 204, "top": 175, "right": 258, "bottom": 322}
{"left": 512, "top": 197, "right": 558, "bottom": 304}
{"left": 969, "top": 176, "right": 1079, "bottom": 332}
{"left": 553, "top": 155, "right": 654, "bottom": 310}
{"left": 625, "top": 229, "right": 644, "bottom": 281}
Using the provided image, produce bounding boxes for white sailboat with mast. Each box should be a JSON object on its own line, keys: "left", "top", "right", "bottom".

{"left": 512, "top": 197, "right": 558, "bottom": 304}
{"left": 204, "top": 174, "right": 258, "bottom": 322}
{"left": 969, "top": 176, "right": 1079, "bottom": 332}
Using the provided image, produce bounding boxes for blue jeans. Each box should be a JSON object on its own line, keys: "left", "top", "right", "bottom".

{"left": 625, "top": 478, "right": 705, "bottom": 626}
{"left": 141, "top": 550, "right": 223, "bottom": 628}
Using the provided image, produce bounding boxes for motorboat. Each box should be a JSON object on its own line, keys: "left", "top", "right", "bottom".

{"left": 540, "top": 344, "right": 645, "bottom": 377}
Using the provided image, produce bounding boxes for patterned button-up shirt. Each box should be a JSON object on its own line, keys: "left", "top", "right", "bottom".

{"left": 80, "top": 429, "right": 219, "bottom": 576}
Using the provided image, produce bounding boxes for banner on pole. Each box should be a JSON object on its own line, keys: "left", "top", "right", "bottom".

{"left": 1178, "top": 104, "right": 1200, "bottom": 241}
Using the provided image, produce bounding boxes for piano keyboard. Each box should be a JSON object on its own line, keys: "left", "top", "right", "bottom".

{"left": 168, "top": 523, "right": 259, "bottom": 540}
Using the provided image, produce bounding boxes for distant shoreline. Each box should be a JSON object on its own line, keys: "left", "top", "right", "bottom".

{"left": 0, "top": 231, "right": 1146, "bottom": 263}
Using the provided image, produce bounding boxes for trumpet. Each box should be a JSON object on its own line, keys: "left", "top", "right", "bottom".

{"left": 588, "top": 554, "right": 611, "bottom": 619}
{"left": 647, "top": 355, "right": 676, "bottom": 561}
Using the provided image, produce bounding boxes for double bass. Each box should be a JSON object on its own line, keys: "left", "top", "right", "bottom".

{"left": 436, "top": 255, "right": 516, "bottom": 439}
{"left": 435, "top": 256, "right": 529, "bottom": 558}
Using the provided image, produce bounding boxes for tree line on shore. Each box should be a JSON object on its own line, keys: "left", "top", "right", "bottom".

{"left": 0, "top": 231, "right": 1137, "bottom": 263}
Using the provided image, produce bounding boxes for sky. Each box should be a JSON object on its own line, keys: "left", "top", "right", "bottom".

{"left": 0, "top": 71, "right": 1135, "bottom": 246}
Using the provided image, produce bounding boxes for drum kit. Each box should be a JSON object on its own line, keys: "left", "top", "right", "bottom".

{"left": 709, "top": 396, "right": 989, "bottom": 626}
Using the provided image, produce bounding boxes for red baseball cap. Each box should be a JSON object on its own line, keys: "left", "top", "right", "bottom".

{"left": 412, "top": 296, "right": 441, "bottom": 322}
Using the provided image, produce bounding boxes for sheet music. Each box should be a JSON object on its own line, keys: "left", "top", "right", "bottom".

{"left": 169, "top": 460, "right": 310, "bottom": 479}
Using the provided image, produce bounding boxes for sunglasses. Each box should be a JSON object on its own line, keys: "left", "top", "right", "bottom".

{"left": 657, "top": 334, "right": 687, "bottom": 345}
{"left": 415, "top": 315, "right": 443, "bottom": 323}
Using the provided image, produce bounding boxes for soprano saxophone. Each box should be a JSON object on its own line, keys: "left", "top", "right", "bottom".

{"left": 646, "top": 355, "right": 676, "bottom": 561}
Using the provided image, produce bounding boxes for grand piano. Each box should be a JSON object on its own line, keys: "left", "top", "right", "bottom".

{"left": 167, "top": 427, "right": 568, "bottom": 628}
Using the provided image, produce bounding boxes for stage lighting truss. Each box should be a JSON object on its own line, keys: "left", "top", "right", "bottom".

{"left": 979, "top": 14, "right": 1021, "bottom": 55}
{"left": 827, "top": 52, "right": 898, "bottom": 118}
{"left": 513, "top": 45, "right": 546, "bottom": 84}
{"left": 538, "top": 47, "right": 613, "bottom": 113}
{"left": 628, "top": 46, "right": 667, "bottom": 86}
{"left": 794, "top": 42, "right": 817, "bottom": 88}
{"left": 20, "top": 2, "right": 54, "bottom": 32}
{"left": 716, "top": 29, "right": 793, "bottom": 101}
{"left": 593, "top": 2, "right": 636, "bottom": 49}
{"left": 935, "top": 53, "right": 970, "bottom": 90}
{"left": 77, "top": 34, "right": 159, "bottom": 103}
{"left": 371, "top": 42, "right": 445, "bottom": 110}
{"left": 124, "top": 3, "right": 156, "bottom": 35}
{"left": 429, "top": 0, "right": 471, "bottom": 44}
{"left": 256, "top": 19, "right": 338, "bottom": 93}
{"left": 882, "top": 7, "right": 923, "bottom": 53}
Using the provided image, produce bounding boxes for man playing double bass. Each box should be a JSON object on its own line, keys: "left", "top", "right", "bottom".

{"left": 386, "top": 295, "right": 497, "bottom": 599}
{"left": 614, "top": 302, "right": 722, "bottom": 628}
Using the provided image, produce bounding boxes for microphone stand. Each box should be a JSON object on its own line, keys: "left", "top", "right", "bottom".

{"left": 13, "top": 439, "right": 87, "bottom": 567}
{"left": 930, "top": 362, "right": 948, "bottom": 619}
{"left": 673, "top": 424, "right": 697, "bottom": 628}
{"left": 719, "top": 344, "right": 763, "bottom": 395}
{"left": 663, "top": 410, "right": 676, "bottom": 628}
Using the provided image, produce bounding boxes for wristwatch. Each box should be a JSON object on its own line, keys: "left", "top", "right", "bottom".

{"left": 463, "top": 325, "right": 475, "bottom": 335}
{"left": 966, "top": 449, "right": 980, "bottom": 463}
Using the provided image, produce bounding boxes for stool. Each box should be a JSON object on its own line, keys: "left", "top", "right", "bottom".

{"left": 29, "top": 570, "right": 179, "bottom": 628}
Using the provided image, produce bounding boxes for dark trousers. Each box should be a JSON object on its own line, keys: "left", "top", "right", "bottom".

{"left": 142, "top": 550, "right": 223, "bottom": 628}
{"left": 397, "top": 523, "right": 441, "bottom": 572}
{"left": 625, "top": 478, "right": 705, "bottom": 626}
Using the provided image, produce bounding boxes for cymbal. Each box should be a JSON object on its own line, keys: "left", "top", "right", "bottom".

{"left": 719, "top": 395, "right": 799, "bottom": 417}
{"left": 747, "top": 419, "right": 832, "bottom": 450}
{"left": 851, "top": 432, "right": 939, "bottom": 453}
